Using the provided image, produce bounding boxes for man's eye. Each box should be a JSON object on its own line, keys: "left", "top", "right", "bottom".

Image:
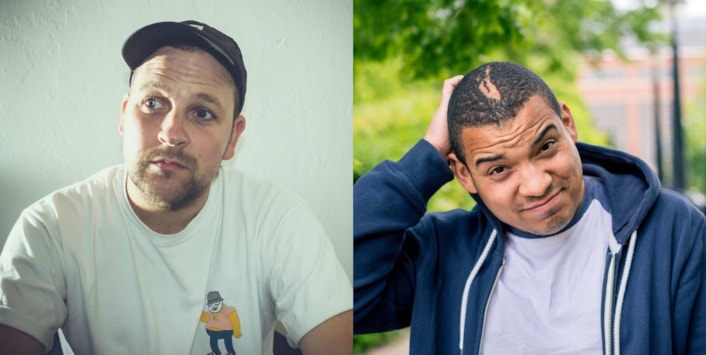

{"left": 142, "top": 98, "right": 164, "bottom": 111}
{"left": 489, "top": 166, "right": 506, "bottom": 176}
{"left": 541, "top": 141, "right": 555, "bottom": 152}
{"left": 194, "top": 109, "right": 215, "bottom": 121}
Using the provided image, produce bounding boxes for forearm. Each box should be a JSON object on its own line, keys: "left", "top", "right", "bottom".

{"left": 686, "top": 220, "right": 706, "bottom": 353}
{"left": 354, "top": 139, "right": 452, "bottom": 330}
{"left": 0, "top": 211, "right": 66, "bottom": 351}
{"left": 0, "top": 325, "right": 43, "bottom": 355}
{"left": 299, "top": 310, "right": 352, "bottom": 355}
{"left": 354, "top": 139, "right": 453, "bottom": 240}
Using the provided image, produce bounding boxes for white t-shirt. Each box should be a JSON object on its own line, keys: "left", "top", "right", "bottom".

{"left": 0, "top": 165, "right": 351, "bottom": 354}
{"left": 481, "top": 178, "right": 619, "bottom": 354}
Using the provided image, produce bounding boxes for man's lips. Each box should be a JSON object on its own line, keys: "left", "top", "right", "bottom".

{"left": 151, "top": 158, "right": 187, "bottom": 170}
{"left": 521, "top": 189, "right": 562, "bottom": 213}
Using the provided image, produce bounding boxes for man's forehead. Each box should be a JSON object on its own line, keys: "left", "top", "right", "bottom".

{"left": 461, "top": 107, "right": 561, "bottom": 159}
{"left": 467, "top": 95, "right": 558, "bottom": 133}
{"left": 138, "top": 47, "right": 233, "bottom": 82}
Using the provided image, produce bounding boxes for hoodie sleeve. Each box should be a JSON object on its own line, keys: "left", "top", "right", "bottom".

{"left": 638, "top": 189, "right": 706, "bottom": 354}
{"left": 678, "top": 201, "right": 706, "bottom": 354}
{"left": 353, "top": 139, "right": 453, "bottom": 333}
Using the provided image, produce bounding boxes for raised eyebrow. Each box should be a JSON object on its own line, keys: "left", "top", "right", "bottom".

{"left": 473, "top": 125, "right": 558, "bottom": 168}
{"left": 475, "top": 154, "right": 505, "bottom": 168}
{"left": 532, "top": 124, "right": 558, "bottom": 146}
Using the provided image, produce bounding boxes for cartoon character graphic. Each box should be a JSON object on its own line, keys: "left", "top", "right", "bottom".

{"left": 200, "top": 291, "right": 242, "bottom": 355}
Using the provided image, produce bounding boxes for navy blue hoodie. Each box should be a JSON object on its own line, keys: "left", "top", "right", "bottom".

{"left": 354, "top": 139, "right": 706, "bottom": 354}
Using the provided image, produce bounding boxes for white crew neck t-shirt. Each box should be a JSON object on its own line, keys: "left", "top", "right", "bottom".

{"left": 0, "top": 165, "right": 351, "bottom": 354}
{"left": 481, "top": 177, "right": 619, "bottom": 354}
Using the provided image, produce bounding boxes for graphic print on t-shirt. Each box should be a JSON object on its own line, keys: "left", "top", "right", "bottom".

{"left": 199, "top": 291, "right": 242, "bottom": 355}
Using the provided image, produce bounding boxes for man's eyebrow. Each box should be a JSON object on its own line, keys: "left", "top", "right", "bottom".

{"left": 532, "top": 124, "right": 558, "bottom": 146}
{"left": 475, "top": 154, "right": 505, "bottom": 168}
{"left": 196, "top": 92, "right": 222, "bottom": 108}
{"left": 473, "top": 124, "right": 558, "bottom": 167}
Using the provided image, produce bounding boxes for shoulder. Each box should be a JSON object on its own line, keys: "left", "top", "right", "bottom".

{"left": 641, "top": 189, "right": 706, "bottom": 244}
{"left": 408, "top": 207, "right": 494, "bottom": 253}
{"left": 219, "top": 168, "right": 306, "bottom": 212}
{"left": 651, "top": 189, "right": 705, "bottom": 222}
{"left": 23, "top": 165, "right": 124, "bottom": 220}
{"left": 417, "top": 207, "right": 490, "bottom": 235}
{"left": 217, "top": 168, "right": 320, "bottom": 243}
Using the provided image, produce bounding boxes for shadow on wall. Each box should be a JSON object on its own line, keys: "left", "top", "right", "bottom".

{"left": 0, "top": 174, "right": 33, "bottom": 248}
{"left": 0, "top": 170, "right": 73, "bottom": 249}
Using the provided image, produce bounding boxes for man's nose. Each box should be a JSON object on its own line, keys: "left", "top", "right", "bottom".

{"left": 158, "top": 111, "right": 188, "bottom": 147}
{"left": 518, "top": 163, "right": 552, "bottom": 197}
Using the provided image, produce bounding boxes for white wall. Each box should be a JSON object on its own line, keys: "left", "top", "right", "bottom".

{"left": 0, "top": 0, "right": 352, "bottom": 278}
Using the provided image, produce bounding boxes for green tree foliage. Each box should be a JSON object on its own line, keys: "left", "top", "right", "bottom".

{"left": 354, "top": 59, "right": 477, "bottom": 211}
{"left": 352, "top": 328, "right": 406, "bottom": 353}
{"left": 685, "top": 82, "right": 706, "bottom": 195}
{"left": 354, "top": 0, "right": 662, "bottom": 79}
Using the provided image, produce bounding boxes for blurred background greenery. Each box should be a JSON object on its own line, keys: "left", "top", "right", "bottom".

{"left": 353, "top": 0, "right": 704, "bottom": 353}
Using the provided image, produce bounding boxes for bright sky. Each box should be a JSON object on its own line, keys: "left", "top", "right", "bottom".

{"left": 612, "top": 0, "right": 706, "bottom": 18}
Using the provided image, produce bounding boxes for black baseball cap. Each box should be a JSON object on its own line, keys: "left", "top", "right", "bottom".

{"left": 122, "top": 20, "right": 247, "bottom": 114}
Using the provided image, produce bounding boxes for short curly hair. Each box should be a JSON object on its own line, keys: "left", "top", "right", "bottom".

{"left": 448, "top": 62, "right": 561, "bottom": 165}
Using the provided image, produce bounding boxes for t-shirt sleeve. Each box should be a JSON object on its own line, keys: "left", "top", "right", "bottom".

{"left": 0, "top": 205, "right": 68, "bottom": 351}
{"left": 263, "top": 203, "right": 352, "bottom": 347}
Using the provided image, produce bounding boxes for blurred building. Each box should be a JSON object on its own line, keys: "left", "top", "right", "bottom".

{"left": 577, "top": 4, "right": 705, "bottom": 188}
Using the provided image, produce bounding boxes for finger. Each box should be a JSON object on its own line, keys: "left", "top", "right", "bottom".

{"left": 441, "top": 75, "right": 464, "bottom": 98}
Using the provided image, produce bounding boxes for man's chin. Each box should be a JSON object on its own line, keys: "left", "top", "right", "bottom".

{"left": 149, "top": 190, "right": 202, "bottom": 211}
{"left": 525, "top": 212, "right": 574, "bottom": 236}
{"left": 134, "top": 179, "right": 205, "bottom": 211}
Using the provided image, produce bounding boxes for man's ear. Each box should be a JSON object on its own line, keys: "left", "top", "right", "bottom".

{"left": 559, "top": 102, "right": 578, "bottom": 143}
{"left": 119, "top": 94, "right": 129, "bottom": 135}
{"left": 449, "top": 152, "right": 478, "bottom": 194}
{"left": 222, "top": 115, "right": 246, "bottom": 160}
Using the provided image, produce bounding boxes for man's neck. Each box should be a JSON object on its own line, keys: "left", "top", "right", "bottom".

{"left": 126, "top": 180, "right": 210, "bottom": 235}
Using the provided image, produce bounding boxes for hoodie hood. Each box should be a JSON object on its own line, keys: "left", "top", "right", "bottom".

{"left": 578, "top": 142, "right": 660, "bottom": 242}
{"left": 469, "top": 142, "right": 661, "bottom": 244}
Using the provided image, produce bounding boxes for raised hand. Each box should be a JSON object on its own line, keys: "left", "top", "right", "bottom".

{"left": 423, "top": 75, "right": 464, "bottom": 160}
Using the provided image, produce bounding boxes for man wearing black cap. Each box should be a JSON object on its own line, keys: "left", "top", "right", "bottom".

{"left": 0, "top": 21, "right": 352, "bottom": 355}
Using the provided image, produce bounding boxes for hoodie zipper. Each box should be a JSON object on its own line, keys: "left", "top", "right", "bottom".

{"left": 458, "top": 229, "right": 498, "bottom": 355}
{"left": 477, "top": 262, "right": 503, "bottom": 354}
{"left": 603, "top": 231, "right": 637, "bottom": 355}
{"left": 612, "top": 231, "right": 637, "bottom": 355}
{"left": 603, "top": 252, "right": 617, "bottom": 355}
{"left": 604, "top": 230, "right": 637, "bottom": 355}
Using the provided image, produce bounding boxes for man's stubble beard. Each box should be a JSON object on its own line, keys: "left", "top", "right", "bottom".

{"left": 129, "top": 148, "right": 209, "bottom": 211}
{"left": 512, "top": 179, "right": 579, "bottom": 236}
